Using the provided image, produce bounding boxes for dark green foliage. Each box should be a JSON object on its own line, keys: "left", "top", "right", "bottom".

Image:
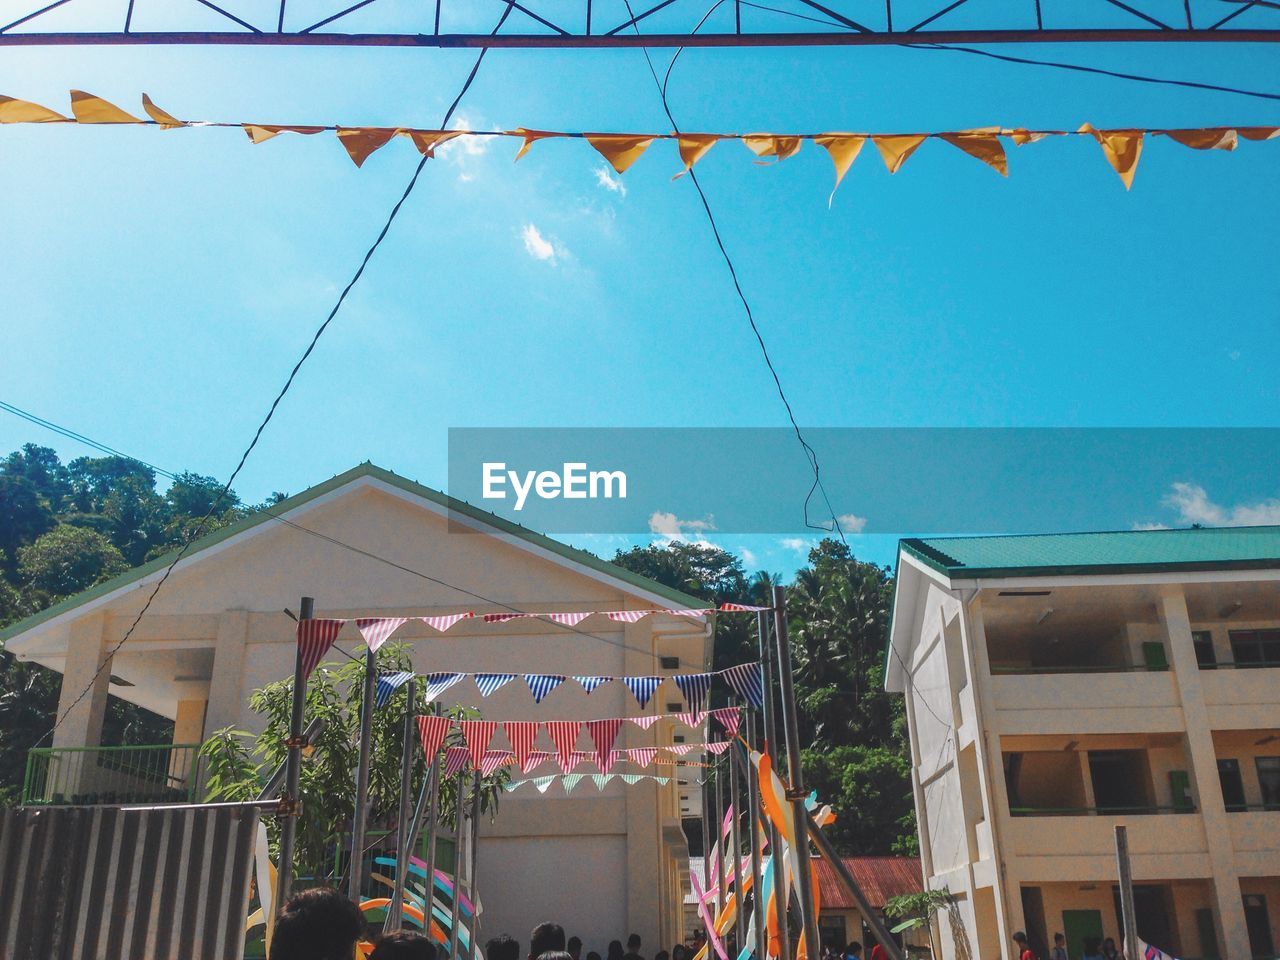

{"left": 0, "top": 444, "right": 287, "bottom": 806}
{"left": 613, "top": 537, "right": 916, "bottom": 856}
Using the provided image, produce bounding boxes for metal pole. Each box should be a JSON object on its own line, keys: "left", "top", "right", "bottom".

{"left": 449, "top": 772, "right": 466, "bottom": 960}
{"left": 743, "top": 729, "right": 765, "bottom": 956}
{"left": 772, "top": 586, "right": 820, "bottom": 960}
{"left": 390, "top": 746, "right": 436, "bottom": 936}
{"left": 385, "top": 679, "right": 417, "bottom": 933}
{"left": 714, "top": 755, "right": 726, "bottom": 920}
{"left": 729, "top": 740, "right": 746, "bottom": 952}
{"left": 349, "top": 645, "right": 377, "bottom": 904}
{"left": 1115, "top": 825, "right": 1140, "bottom": 959}
{"left": 702, "top": 768, "right": 713, "bottom": 931}
{"left": 468, "top": 769, "right": 482, "bottom": 955}
{"left": 258, "top": 716, "right": 326, "bottom": 801}
{"left": 758, "top": 612, "right": 790, "bottom": 960}
{"left": 805, "top": 818, "right": 904, "bottom": 960}
{"left": 423, "top": 706, "right": 443, "bottom": 938}
{"left": 276, "top": 595, "right": 311, "bottom": 915}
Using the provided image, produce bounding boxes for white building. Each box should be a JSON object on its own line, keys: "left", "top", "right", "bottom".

{"left": 2, "top": 463, "right": 713, "bottom": 952}
{"left": 886, "top": 526, "right": 1280, "bottom": 960}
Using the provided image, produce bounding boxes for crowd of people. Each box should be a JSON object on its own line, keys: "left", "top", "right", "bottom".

{"left": 1013, "top": 930, "right": 1126, "bottom": 960}
{"left": 267, "top": 885, "right": 704, "bottom": 960}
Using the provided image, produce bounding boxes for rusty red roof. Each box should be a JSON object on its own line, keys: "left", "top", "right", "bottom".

{"left": 813, "top": 856, "right": 923, "bottom": 910}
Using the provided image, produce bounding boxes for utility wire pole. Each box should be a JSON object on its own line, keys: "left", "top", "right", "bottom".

{"left": 276, "top": 595, "right": 311, "bottom": 915}
{"left": 385, "top": 678, "right": 418, "bottom": 933}
{"left": 757, "top": 610, "right": 791, "bottom": 960}
{"left": 1115, "top": 825, "right": 1140, "bottom": 959}
{"left": 772, "top": 586, "right": 821, "bottom": 960}
{"left": 349, "top": 645, "right": 377, "bottom": 903}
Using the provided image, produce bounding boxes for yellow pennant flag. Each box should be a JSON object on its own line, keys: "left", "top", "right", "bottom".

{"left": 512, "top": 128, "right": 564, "bottom": 161}
{"left": 813, "top": 134, "right": 865, "bottom": 205}
{"left": 1007, "top": 128, "right": 1052, "bottom": 146}
{"left": 871, "top": 134, "right": 928, "bottom": 174}
{"left": 336, "top": 126, "right": 398, "bottom": 167}
{"left": 0, "top": 95, "right": 67, "bottom": 123}
{"left": 69, "top": 90, "right": 143, "bottom": 124}
{"left": 674, "top": 134, "right": 718, "bottom": 178}
{"left": 1163, "top": 127, "right": 1237, "bottom": 151}
{"left": 1079, "top": 123, "right": 1143, "bottom": 190}
{"left": 401, "top": 128, "right": 462, "bottom": 156}
{"left": 141, "top": 93, "right": 185, "bottom": 130}
{"left": 743, "top": 134, "right": 802, "bottom": 162}
{"left": 1239, "top": 126, "right": 1280, "bottom": 141}
{"left": 585, "top": 134, "right": 655, "bottom": 174}
{"left": 940, "top": 128, "right": 1008, "bottom": 175}
{"left": 243, "top": 124, "right": 326, "bottom": 144}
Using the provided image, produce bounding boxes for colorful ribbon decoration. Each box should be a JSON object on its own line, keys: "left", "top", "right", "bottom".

{"left": 5, "top": 91, "right": 1278, "bottom": 195}
{"left": 503, "top": 772, "right": 672, "bottom": 793}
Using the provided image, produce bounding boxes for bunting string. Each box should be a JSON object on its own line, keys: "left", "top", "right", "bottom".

{"left": 4, "top": 91, "right": 1277, "bottom": 194}
{"left": 503, "top": 773, "right": 672, "bottom": 794}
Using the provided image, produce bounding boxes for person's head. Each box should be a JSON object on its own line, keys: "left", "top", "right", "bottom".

{"left": 672, "top": 946, "right": 686, "bottom": 960}
{"left": 531, "top": 923, "right": 566, "bottom": 960}
{"left": 628, "top": 935, "right": 642, "bottom": 953}
{"left": 1013, "top": 933, "right": 1028, "bottom": 947}
{"left": 608, "top": 940, "right": 625, "bottom": 960}
{"left": 270, "top": 886, "right": 365, "bottom": 960}
{"left": 489, "top": 936, "right": 521, "bottom": 960}
{"left": 588, "top": 952, "right": 602, "bottom": 960}
{"left": 847, "top": 943, "right": 862, "bottom": 957}
{"left": 1084, "top": 939, "right": 1101, "bottom": 956}
{"left": 568, "top": 937, "right": 583, "bottom": 960}
{"left": 539, "top": 952, "right": 573, "bottom": 960}
{"left": 655, "top": 950, "right": 669, "bottom": 960}
{"left": 372, "top": 931, "right": 439, "bottom": 960}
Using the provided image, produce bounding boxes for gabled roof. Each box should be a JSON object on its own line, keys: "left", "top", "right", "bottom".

{"left": 0, "top": 462, "right": 705, "bottom": 643}
{"left": 900, "top": 524, "right": 1280, "bottom": 580}
{"left": 813, "top": 855, "right": 922, "bottom": 909}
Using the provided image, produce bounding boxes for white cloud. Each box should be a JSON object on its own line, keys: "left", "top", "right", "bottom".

{"left": 739, "top": 547, "right": 759, "bottom": 567}
{"left": 837, "top": 513, "right": 868, "bottom": 534}
{"left": 521, "top": 223, "right": 568, "bottom": 264}
{"left": 780, "top": 537, "right": 816, "bottom": 554}
{"left": 648, "top": 511, "right": 716, "bottom": 541}
{"left": 1160, "top": 482, "right": 1280, "bottom": 527}
{"left": 594, "top": 165, "right": 627, "bottom": 196}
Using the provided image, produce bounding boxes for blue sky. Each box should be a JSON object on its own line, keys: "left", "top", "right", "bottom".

{"left": 2, "top": 3, "right": 1279, "bottom": 576}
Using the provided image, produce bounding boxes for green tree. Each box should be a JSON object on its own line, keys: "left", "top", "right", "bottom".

{"left": 17, "top": 525, "right": 128, "bottom": 599}
{"left": 0, "top": 475, "right": 55, "bottom": 574}
{"left": 201, "top": 643, "right": 507, "bottom": 879}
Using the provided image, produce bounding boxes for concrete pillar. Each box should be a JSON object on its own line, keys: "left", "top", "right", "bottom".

{"left": 1160, "top": 587, "right": 1250, "bottom": 960}
{"left": 169, "top": 698, "right": 208, "bottom": 787}
{"left": 52, "top": 614, "right": 111, "bottom": 751}
{"left": 204, "top": 609, "right": 249, "bottom": 737}
{"left": 623, "top": 614, "right": 663, "bottom": 952}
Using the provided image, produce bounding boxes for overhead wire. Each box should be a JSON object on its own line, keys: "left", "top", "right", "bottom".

{"left": 34, "top": 3, "right": 517, "bottom": 748}
{"left": 622, "top": 0, "right": 849, "bottom": 544}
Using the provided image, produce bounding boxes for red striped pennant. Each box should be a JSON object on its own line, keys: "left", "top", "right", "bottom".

{"left": 587, "top": 718, "right": 624, "bottom": 773}
{"left": 668, "top": 743, "right": 695, "bottom": 756}
{"left": 718, "top": 603, "right": 771, "bottom": 612}
{"left": 605, "top": 610, "right": 649, "bottom": 623}
{"left": 711, "top": 707, "right": 741, "bottom": 737}
{"left": 482, "top": 613, "right": 525, "bottom": 624}
{"left": 459, "top": 720, "right": 498, "bottom": 770}
{"left": 630, "top": 715, "right": 662, "bottom": 730}
{"left": 677, "top": 710, "right": 707, "bottom": 728}
{"left": 354, "top": 617, "right": 408, "bottom": 652}
{"left": 503, "top": 721, "right": 539, "bottom": 768}
{"left": 443, "top": 746, "right": 469, "bottom": 778}
{"left": 416, "top": 715, "right": 452, "bottom": 761}
{"left": 420, "top": 612, "right": 474, "bottom": 632}
{"left": 296, "top": 619, "right": 345, "bottom": 681}
{"left": 706, "top": 741, "right": 731, "bottom": 755}
{"left": 628, "top": 747, "right": 659, "bottom": 768}
{"left": 545, "top": 721, "right": 582, "bottom": 772}
{"left": 545, "top": 611, "right": 592, "bottom": 626}
{"left": 481, "top": 750, "right": 513, "bottom": 776}
{"left": 522, "top": 750, "right": 550, "bottom": 774}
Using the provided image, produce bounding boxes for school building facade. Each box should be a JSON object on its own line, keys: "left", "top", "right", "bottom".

{"left": 886, "top": 526, "right": 1280, "bottom": 960}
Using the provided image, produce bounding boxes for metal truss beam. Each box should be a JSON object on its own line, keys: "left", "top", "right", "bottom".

{"left": 2, "top": 0, "right": 1279, "bottom": 48}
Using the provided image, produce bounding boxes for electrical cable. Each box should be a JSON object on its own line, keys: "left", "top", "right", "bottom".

{"left": 622, "top": 0, "right": 849, "bottom": 544}
{"left": 35, "top": 4, "right": 515, "bottom": 748}
{"left": 0, "top": 400, "right": 180, "bottom": 482}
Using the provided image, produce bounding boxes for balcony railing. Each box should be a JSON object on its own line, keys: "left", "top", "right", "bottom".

{"left": 991, "top": 663, "right": 1168, "bottom": 675}
{"left": 1010, "top": 804, "right": 1194, "bottom": 817}
{"left": 22, "top": 743, "right": 201, "bottom": 806}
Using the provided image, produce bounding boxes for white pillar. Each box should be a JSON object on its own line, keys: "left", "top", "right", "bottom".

{"left": 169, "top": 698, "right": 208, "bottom": 788}
{"left": 1160, "top": 587, "right": 1249, "bottom": 960}
{"left": 52, "top": 614, "right": 111, "bottom": 751}
{"left": 204, "top": 609, "right": 249, "bottom": 737}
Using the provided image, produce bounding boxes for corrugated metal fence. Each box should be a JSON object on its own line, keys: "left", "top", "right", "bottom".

{"left": 0, "top": 803, "right": 261, "bottom": 960}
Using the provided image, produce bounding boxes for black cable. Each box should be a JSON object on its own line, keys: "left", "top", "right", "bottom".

{"left": 624, "top": 0, "right": 849, "bottom": 544}
{"left": 38, "top": 5, "right": 515, "bottom": 747}
{"left": 908, "top": 41, "right": 1280, "bottom": 103}
{"left": 0, "top": 400, "right": 179, "bottom": 482}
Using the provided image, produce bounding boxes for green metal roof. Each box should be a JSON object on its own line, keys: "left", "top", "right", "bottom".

{"left": 0, "top": 463, "right": 705, "bottom": 643}
{"left": 900, "top": 524, "right": 1280, "bottom": 580}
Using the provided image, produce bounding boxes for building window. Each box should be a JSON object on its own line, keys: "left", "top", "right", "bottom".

{"left": 660, "top": 656, "right": 681, "bottom": 670}
{"left": 1218, "top": 759, "right": 1247, "bottom": 812}
{"left": 1229, "top": 629, "right": 1280, "bottom": 668}
{"left": 1257, "top": 757, "right": 1280, "bottom": 811}
{"left": 666, "top": 702, "right": 682, "bottom": 712}
{"left": 1193, "top": 631, "right": 1217, "bottom": 669}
